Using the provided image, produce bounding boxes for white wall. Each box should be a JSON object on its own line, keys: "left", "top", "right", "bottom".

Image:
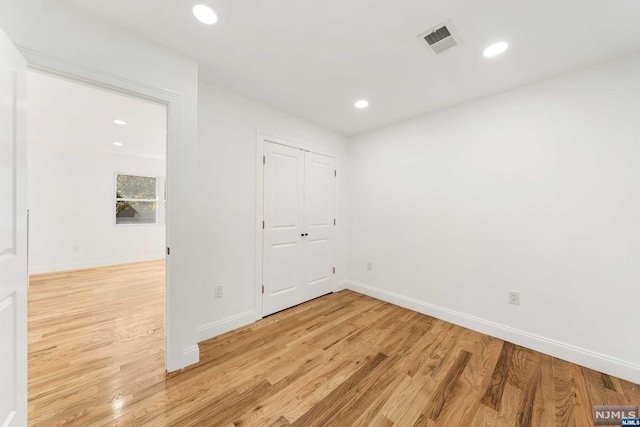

{"left": 0, "top": 0, "right": 199, "bottom": 370}
{"left": 195, "top": 82, "right": 348, "bottom": 340}
{"left": 28, "top": 143, "right": 165, "bottom": 274}
{"left": 0, "top": 0, "right": 348, "bottom": 371}
{"left": 346, "top": 52, "right": 640, "bottom": 383}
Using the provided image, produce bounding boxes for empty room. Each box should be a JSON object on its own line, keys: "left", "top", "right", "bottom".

{"left": 1, "top": 0, "right": 639, "bottom": 426}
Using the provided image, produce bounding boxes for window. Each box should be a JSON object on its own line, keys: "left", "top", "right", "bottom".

{"left": 115, "top": 174, "right": 158, "bottom": 225}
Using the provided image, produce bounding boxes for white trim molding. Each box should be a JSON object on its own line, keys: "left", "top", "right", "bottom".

{"left": 17, "top": 47, "right": 189, "bottom": 372}
{"left": 345, "top": 279, "right": 640, "bottom": 385}
{"left": 258, "top": 131, "right": 339, "bottom": 159}
{"left": 180, "top": 345, "right": 200, "bottom": 369}
{"left": 196, "top": 310, "right": 259, "bottom": 343}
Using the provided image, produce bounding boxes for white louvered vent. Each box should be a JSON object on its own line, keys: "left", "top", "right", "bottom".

{"left": 418, "top": 20, "right": 463, "bottom": 55}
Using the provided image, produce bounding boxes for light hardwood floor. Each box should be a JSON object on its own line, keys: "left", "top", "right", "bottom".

{"left": 28, "top": 261, "right": 639, "bottom": 426}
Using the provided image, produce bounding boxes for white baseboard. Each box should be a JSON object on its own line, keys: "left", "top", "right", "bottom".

{"left": 166, "top": 344, "right": 200, "bottom": 373}
{"left": 29, "top": 255, "right": 165, "bottom": 275}
{"left": 346, "top": 280, "right": 640, "bottom": 385}
{"left": 181, "top": 345, "right": 200, "bottom": 368}
{"left": 196, "top": 310, "right": 259, "bottom": 343}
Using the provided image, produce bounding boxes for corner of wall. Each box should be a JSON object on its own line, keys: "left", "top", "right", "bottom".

{"left": 164, "top": 343, "right": 199, "bottom": 373}
{"left": 336, "top": 279, "right": 350, "bottom": 292}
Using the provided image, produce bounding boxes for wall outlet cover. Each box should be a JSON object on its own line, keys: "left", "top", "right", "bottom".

{"left": 508, "top": 291, "right": 520, "bottom": 306}
{"left": 214, "top": 285, "right": 223, "bottom": 299}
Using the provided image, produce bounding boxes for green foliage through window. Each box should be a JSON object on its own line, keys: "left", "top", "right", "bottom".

{"left": 116, "top": 174, "right": 157, "bottom": 200}
{"left": 116, "top": 174, "right": 158, "bottom": 224}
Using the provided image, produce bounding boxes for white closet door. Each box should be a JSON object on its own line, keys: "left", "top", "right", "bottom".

{"left": 303, "top": 152, "right": 335, "bottom": 300}
{"left": 263, "top": 142, "right": 305, "bottom": 316}
{"left": 263, "top": 142, "right": 336, "bottom": 316}
{"left": 0, "top": 27, "right": 28, "bottom": 427}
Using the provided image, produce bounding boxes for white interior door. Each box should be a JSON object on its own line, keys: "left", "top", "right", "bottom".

{"left": 0, "top": 28, "right": 28, "bottom": 427}
{"left": 303, "top": 152, "right": 335, "bottom": 299}
{"left": 263, "top": 142, "right": 305, "bottom": 316}
{"left": 263, "top": 142, "right": 335, "bottom": 316}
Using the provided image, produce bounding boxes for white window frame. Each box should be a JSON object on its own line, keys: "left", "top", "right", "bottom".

{"left": 114, "top": 172, "right": 160, "bottom": 226}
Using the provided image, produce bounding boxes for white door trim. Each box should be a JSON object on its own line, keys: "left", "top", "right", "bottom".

{"left": 255, "top": 131, "right": 339, "bottom": 318}
{"left": 17, "top": 48, "right": 187, "bottom": 372}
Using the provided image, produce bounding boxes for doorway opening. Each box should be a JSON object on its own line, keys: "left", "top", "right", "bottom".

{"left": 25, "top": 70, "right": 168, "bottom": 418}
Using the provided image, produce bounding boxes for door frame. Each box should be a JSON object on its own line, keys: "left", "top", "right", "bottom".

{"left": 19, "top": 48, "right": 180, "bottom": 371}
{"left": 254, "top": 131, "right": 340, "bottom": 317}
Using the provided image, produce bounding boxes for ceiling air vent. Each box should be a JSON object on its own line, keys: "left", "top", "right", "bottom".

{"left": 418, "top": 20, "right": 463, "bottom": 56}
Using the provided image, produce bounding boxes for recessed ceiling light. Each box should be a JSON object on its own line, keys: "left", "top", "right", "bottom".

{"left": 193, "top": 5, "right": 218, "bottom": 25}
{"left": 483, "top": 41, "right": 508, "bottom": 58}
{"left": 113, "top": 119, "right": 127, "bottom": 125}
{"left": 355, "top": 100, "right": 369, "bottom": 109}
{"left": 113, "top": 142, "right": 123, "bottom": 146}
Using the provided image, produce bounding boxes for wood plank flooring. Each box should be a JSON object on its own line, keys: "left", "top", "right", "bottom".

{"left": 28, "top": 261, "right": 640, "bottom": 426}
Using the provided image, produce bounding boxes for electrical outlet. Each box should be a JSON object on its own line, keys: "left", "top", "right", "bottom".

{"left": 508, "top": 291, "right": 520, "bottom": 306}
{"left": 366, "top": 262, "right": 372, "bottom": 272}
{"left": 214, "top": 285, "right": 223, "bottom": 299}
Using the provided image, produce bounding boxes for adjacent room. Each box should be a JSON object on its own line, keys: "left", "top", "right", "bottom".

{"left": 1, "top": 0, "right": 639, "bottom": 426}
{"left": 27, "top": 71, "right": 167, "bottom": 274}
{"left": 24, "top": 71, "right": 168, "bottom": 424}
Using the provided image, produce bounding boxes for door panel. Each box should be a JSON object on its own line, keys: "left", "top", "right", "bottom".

{"left": 263, "top": 142, "right": 304, "bottom": 316}
{"left": 306, "top": 163, "right": 331, "bottom": 228}
{"left": 0, "top": 66, "right": 14, "bottom": 254}
{"left": 0, "top": 26, "right": 27, "bottom": 427}
{"left": 303, "top": 152, "right": 335, "bottom": 298}
{"left": 307, "top": 238, "right": 330, "bottom": 285}
{"left": 271, "top": 151, "right": 301, "bottom": 228}
{"left": 270, "top": 242, "right": 298, "bottom": 294}
{"left": 0, "top": 296, "right": 16, "bottom": 423}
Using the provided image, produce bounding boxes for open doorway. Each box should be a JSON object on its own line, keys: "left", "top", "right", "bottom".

{"left": 25, "top": 70, "right": 168, "bottom": 420}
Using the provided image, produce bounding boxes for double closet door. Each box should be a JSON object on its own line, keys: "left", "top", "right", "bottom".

{"left": 263, "top": 141, "right": 336, "bottom": 316}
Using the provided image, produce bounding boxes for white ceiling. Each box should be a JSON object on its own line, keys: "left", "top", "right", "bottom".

{"left": 60, "top": 0, "right": 640, "bottom": 136}
{"left": 27, "top": 71, "right": 167, "bottom": 160}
